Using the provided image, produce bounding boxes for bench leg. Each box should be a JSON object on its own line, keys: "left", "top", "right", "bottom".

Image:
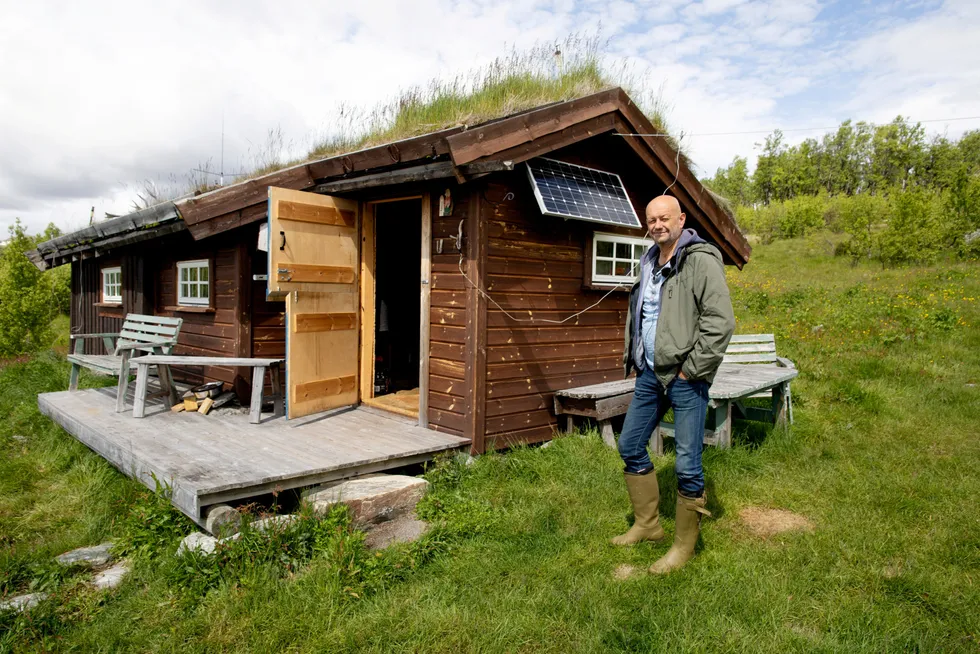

{"left": 651, "top": 425, "right": 664, "bottom": 456}
{"left": 772, "top": 382, "right": 789, "bottom": 428}
{"left": 565, "top": 415, "right": 574, "bottom": 434}
{"left": 270, "top": 364, "right": 283, "bottom": 418}
{"left": 249, "top": 366, "right": 266, "bottom": 424}
{"left": 133, "top": 365, "right": 150, "bottom": 418}
{"left": 157, "top": 364, "right": 178, "bottom": 408}
{"left": 599, "top": 420, "right": 616, "bottom": 449}
{"left": 712, "top": 400, "right": 732, "bottom": 449}
{"left": 69, "top": 363, "right": 80, "bottom": 391}
{"left": 115, "top": 351, "right": 131, "bottom": 413}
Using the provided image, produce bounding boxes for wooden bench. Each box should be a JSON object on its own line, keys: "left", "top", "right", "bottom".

{"left": 131, "top": 355, "right": 285, "bottom": 424}
{"left": 68, "top": 314, "right": 183, "bottom": 413}
{"left": 553, "top": 334, "right": 797, "bottom": 452}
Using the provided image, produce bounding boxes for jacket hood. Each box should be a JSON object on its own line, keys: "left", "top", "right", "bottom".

{"left": 642, "top": 228, "right": 708, "bottom": 268}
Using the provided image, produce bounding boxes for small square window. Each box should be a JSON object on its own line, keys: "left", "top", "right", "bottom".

{"left": 101, "top": 266, "right": 122, "bottom": 303}
{"left": 591, "top": 233, "right": 651, "bottom": 285}
{"left": 176, "top": 260, "right": 210, "bottom": 306}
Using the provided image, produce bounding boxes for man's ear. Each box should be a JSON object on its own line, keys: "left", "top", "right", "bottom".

{"left": 679, "top": 212, "right": 687, "bottom": 226}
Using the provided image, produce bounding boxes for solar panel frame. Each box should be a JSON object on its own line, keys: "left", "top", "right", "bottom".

{"left": 525, "top": 157, "right": 642, "bottom": 229}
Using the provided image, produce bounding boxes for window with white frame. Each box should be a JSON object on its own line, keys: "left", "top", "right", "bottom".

{"left": 592, "top": 233, "right": 650, "bottom": 285}
{"left": 101, "top": 266, "right": 122, "bottom": 303}
{"left": 177, "top": 259, "right": 210, "bottom": 306}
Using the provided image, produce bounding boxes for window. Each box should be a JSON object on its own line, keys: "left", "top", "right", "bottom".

{"left": 592, "top": 233, "right": 650, "bottom": 285}
{"left": 177, "top": 260, "right": 210, "bottom": 306}
{"left": 101, "top": 266, "right": 121, "bottom": 303}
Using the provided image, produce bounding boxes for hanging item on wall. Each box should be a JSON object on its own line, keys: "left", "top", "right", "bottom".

{"left": 438, "top": 188, "right": 453, "bottom": 216}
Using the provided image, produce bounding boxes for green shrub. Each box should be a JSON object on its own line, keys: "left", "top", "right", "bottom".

{"left": 0, "top": 220, "right": 69, "bottom": 356}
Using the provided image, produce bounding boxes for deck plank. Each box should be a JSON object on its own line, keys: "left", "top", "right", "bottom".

{"left": 38, "top": 388, "right": 469, "bottom": 523}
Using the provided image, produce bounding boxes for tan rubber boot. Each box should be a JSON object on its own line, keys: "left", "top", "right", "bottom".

{"left": 648, "top": 492, "right": 711, "bottom": 574}
{"left": 610, "top": 471, "right": 665, "bottom": 545}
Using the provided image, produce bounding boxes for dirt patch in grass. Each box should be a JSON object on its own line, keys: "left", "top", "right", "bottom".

{"left": 739, "top": 507, "right": 814, "bottom": 539}
{"left": 613, "top": 564, "right": 643, "bottom": 581}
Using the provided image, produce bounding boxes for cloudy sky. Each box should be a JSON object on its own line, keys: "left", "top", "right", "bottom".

{"left": 2, "top": 0, "right": 978, "bottom": 235}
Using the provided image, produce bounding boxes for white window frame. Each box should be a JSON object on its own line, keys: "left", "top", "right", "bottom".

{"left": 101, "top": 266, "right": 122, "bottom": 304}
{"left": 591, "top": 232, "right": 650, "bottom": 285}
{"left": 177, "top": 259, "right": 210, "bottom": 306}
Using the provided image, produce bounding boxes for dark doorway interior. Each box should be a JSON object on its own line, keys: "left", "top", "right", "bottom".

{"left": 374, "top": 199, "right": 422, "bottom": 396}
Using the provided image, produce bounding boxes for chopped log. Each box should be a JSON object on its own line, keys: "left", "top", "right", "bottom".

{"left": 211, "top": 391, "right": 236, "bottom": 408}
{"left": 171, "top": 403, "right": 185, "bottom": 413}
{"left": 183, "top": 398, "right": 199, "bottom": 411}
{"left": 198, "top": 398, "right": 214, "bottom": 415}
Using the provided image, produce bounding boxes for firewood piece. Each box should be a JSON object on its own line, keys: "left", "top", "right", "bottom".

{"left": 171, "top": 403, "right": 185, "bottom": 413}
{"left": 183, "top": 398, "right": 198, "bottom": 411}
{"left": 198, "top": 398, "right": 214, "bottom": 415}
{"left": 211, "top": 391, "right": 236, "bottom": 408}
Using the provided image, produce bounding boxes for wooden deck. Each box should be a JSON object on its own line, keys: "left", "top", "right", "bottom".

{"left": 38, "top": 387, "right": 470, "bottom": 525}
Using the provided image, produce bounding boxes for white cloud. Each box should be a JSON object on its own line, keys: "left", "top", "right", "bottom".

{"left": 1, "top": 0, "right": 978, "bottom": 236}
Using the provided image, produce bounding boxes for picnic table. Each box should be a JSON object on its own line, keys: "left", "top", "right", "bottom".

{"left": 554, "top": 363, "right": 798, "bottom": 453}
{"left": 130, "top": 355, "right": 284, "bottom": 424}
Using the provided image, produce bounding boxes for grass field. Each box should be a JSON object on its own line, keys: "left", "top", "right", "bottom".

{"left": 1, "top": 234, "right": 978, "bottom": 652}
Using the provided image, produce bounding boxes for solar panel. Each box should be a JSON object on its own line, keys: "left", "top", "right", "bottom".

{"left": 526, "top": 158, "right": 641, "bottom": 228}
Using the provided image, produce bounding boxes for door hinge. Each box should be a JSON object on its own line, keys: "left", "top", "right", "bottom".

{"left": 277, "top": 267, "right": 292, "bottom": 282}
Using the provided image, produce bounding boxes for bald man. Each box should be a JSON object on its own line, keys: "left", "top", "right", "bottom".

{"left": 613, "top": 195, "right": 735, "bottom": 574}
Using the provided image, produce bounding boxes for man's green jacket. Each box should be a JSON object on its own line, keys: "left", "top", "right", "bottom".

{"left": 623, "top": 229, "right": 736, "bottom": 386}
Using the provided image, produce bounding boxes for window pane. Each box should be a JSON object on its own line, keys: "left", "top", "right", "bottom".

{"left": 596, "top": 240, "right": 613, "bottom": 257}
{"left": 180, "top": 283, "right": 188, "bottom": 298}
{"left": 180, "top": 268, "right": 187, "bottom": 282}
{"left": 199, "top": 267, "right": 208, "bottom": 282}
{"left": 615, "top": 262, "right": 630, "bottom": 276}
{"left": 189, "top": 267, "right": 198, "bottom": 282}
{"left": 200, "top": 282, "right": 209, "bottom": 299}
{"left": 616, "top": 243, "right": 631, "bottom": 259}
{"left": 634, "top": 244, "right": 649, "bottom": 259}
{"left": 595, "top": 260, "right": 613, "bottom": 276}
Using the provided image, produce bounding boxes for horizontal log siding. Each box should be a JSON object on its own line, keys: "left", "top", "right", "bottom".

{"left": 71, "top": 254, "right": 152, "bottom": 353}
{"left": 481, "top": 174, "right": 637, "bottom": 449}
{"left": 154, "top": 236, "right": 244, "bottom": 392}
{"left": 427, "top": 188, "right": 470, "bottom": 436}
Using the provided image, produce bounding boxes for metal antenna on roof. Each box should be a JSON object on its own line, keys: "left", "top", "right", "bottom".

{"left": 193, "top": 114, "right": 247, "bottom": 186}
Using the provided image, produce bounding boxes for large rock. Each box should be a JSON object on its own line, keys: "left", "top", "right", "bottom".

{"left": 205, "top": 504, "right": 241, "bottom": 537}
{"left": 56, "top": 542, "right": 114, "bottom": 568}
{"left": 0, "top": 592, "right": 47, "bottom": 613}
{"left": 176, "top": 532, "right": 218, "bottom": 556}
{"left": 363, "top": 514, "right": 429, "bottom": 550}
{"left": 90, "top": 561, "right": 130, "bottom": 590}
{"left": 304, "top": 474, "right": 428, "bottom": 525}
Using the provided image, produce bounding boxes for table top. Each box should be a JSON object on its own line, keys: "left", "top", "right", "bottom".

{"left": 556, "top": 364, "right": 798, "bottom": 401}
{"left": 133, "top": 355, "right": 284, "bottom": 367}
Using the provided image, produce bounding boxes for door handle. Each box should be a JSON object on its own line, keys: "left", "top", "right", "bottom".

{"left": 279, "top": 231, "right": 286, "bottom": 251}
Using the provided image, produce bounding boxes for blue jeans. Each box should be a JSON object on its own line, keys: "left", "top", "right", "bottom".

{"left": 618, "top": 368, "right": 709, "bottom": 498}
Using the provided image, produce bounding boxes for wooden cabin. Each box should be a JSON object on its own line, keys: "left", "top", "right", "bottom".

{"left": 29, "top": 88, "right": 750, "bottom": 455}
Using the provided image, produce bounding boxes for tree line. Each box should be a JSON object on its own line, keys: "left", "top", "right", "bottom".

{"left": 706, "top": 119, "right": 980, "bottom": 264}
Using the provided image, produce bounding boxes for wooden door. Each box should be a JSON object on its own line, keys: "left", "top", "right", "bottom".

{"left": 268, "top": 187, "right": 359, "bottom": 418}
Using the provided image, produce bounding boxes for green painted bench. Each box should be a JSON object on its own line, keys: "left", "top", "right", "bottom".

{"left": 68, "top": 314, "right": 183, "bottom": 413}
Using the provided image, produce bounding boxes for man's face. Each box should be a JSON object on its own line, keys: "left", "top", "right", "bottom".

{"left": 645, "top": 197, "right": 686, "bottom": 247}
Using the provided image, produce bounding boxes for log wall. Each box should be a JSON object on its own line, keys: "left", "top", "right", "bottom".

{"left": 478, "top": 138, "right": 663, "bottom": 449}
{"left": 427, "top": 186, "right": 472, "bottom": 437}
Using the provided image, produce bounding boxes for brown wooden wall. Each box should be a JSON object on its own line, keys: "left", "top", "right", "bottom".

{"left": 427, "top": 186, "right": 472, "bottom": 437}
{"left": 70, "top": 253, "right": 152, "bottom": 353}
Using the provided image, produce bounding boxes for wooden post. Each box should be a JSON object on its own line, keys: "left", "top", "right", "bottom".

{"left": 772, "top": 382, "right": 788, "bottom": 428}
{"left": 115, "top": 350, "right": 131, "bottom": 413}
{"left": 270, "top": 363, "right": 283, "bottom": 418}
{"left": 712, "top": 400, "right": 732, "bottom": 449}
{"left": 651, "top": 425, "right": 664, "bottom": 456}
{"left": 249, "top": 366, "right": 266, "bottom": 424}
{"left": 132, "top": 362, "right": 149, "bottom": 418}
{"left": 463, "top": 187, "right": 488, "bottom": 455}
{"left": 599, "top": 420, "right": 616, "bottom": 449}
{"left": 234, "top": 241, "right": 254, "bottom": 402}
{"left": 565, "top": 414, "right": 574, "bottom": 433}
{"left": 418, "top": 193, "right": 432, "bottom": 429}
{"left": 359, "top": 204, "right": 376, "bottom": 403}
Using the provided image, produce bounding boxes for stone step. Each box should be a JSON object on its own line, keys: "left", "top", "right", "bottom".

{"left": 303, "top": 474, "right": 429, "bottom": 525}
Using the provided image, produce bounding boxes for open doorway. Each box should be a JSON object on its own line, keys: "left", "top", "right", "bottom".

{"left": 363, "top": 198, "right": 422, "bottom": 418}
